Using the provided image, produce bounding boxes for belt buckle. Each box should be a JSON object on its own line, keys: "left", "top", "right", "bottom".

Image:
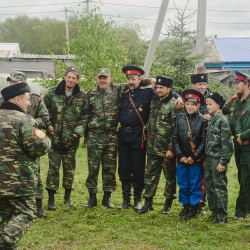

{"left": 126, "top": 127, "right": 131, "bottom": 132}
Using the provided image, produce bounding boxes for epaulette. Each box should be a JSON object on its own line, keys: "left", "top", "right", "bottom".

{"left": 230, "top": 95, "right": 238, "bottom": 100}
{"left": 140, "top": 85, "right": 153, "bottom": 89}
{"left": 87, "top": 88, "right": 97, "bottom": 95}
{"left": 31, "top": 93, "right": 41, "bottom": 98}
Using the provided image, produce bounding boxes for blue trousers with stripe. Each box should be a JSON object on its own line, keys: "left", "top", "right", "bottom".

{"left": 177, "top": 163, "right": 202, "bottom": 206}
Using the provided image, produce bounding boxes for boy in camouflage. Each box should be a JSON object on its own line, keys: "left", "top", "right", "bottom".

{"left": 205, "top": 92, "right": 233, "bottom": 223}
{"left": 138, "top": 76, "right": 177, "bottom": 214}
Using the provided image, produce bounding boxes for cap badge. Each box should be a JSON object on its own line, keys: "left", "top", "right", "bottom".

{"left": 128, "top": 70, "right": 130, "bottom": 74}
{"left": 158, "top": 79, "right": 161, "bottom": 82}
{"left": 201, "top": 76, "right": 204, "bottom": 79}
{"left": 72, "top": 67, "right": 75, "bottom": 70}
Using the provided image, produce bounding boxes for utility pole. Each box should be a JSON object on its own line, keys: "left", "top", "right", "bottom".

{"left": 143, "top": 0, "right": 170, "bottom": 78}
{"left": 86, "top": 0, "right": 90, "bottom": 17}
{"left": 196, "top": 0, "right": 207, "bottom": 67}
{"left": 65, "top": 7, "right": 70, "bottom": 54}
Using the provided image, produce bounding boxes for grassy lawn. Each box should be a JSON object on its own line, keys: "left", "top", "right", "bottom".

{"left": 18, "top": 144, "right": 250, "bottom": 250}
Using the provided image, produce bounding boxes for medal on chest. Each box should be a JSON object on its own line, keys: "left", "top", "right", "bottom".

{"left": 138, "top": 106, "right": 143, "bottom": 112}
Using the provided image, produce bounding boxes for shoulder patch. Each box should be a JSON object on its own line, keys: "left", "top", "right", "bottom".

{"left": 231, "top": 95, "right": 238, "bottom": 100}
{"left": 34, "top": 128, "right": 46, "bottom": 139}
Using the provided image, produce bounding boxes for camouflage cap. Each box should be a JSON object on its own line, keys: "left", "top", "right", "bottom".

{"left": 65, "top": 66, "right": 81, "bottom": 77}
{"left": 97, "top": 68, "right": 111, "bottom": 77}
{"left": 7, "top": 71, "right": 26, "bottom": 82}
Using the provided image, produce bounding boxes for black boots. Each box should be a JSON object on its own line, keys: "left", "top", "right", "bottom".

{"left": 36, "top": 199, "right": 47, "bottom": 218}
{"left": 162, "top": 199, "right": 173, "bottom": 215}
{"left": 179, "top": 204, "right": 190, "bottom": 218}
{"left": 0, "top": 235, "right": 16, "bottom": 250}
{"left": 64, "top": 189, "right": 73, "bottom": 207}
{"left": 138, "top": 197, "right": 154, "bottom": 214}
{"left": 85, "top": 193, "right": 97, "bottom": 208}
{"left": 102, "top": 192, "right": 114, "bottom": 208}
{"left": 133, "top": 189, "right": 143, "bottom": 211}
{"left": 185, "top": 205, "right": 199, "bottom": 220}
{"left": 47, "top": 190, "right": 56, "bottom": 211}
{"left": 118, "top": 181, "right": 132, "bottom": 210}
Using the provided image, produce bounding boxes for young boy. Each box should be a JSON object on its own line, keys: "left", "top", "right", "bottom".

{"left": 173, "top": 89, "right": 207, "bottom": 220}
{"left": 205, "top": 92, "right": 233, "bottom": 223}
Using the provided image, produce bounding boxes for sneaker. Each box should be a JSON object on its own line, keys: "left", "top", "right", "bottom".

{"left": 214, "top": 217, "right": 228, "bottom": 224}
{"left": 233, "top": 215, "right": 244, "bottom": 220}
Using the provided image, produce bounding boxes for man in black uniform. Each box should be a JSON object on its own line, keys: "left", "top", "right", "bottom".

{"left": 118, "top": 65, "right": 183, "bottom": 212}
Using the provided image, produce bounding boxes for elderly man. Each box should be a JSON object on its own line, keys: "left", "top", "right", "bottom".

{"left": 43, "top": 66, "right": 87, "bottom": 210}
{"left": 0, "top": 83, "right": 51, "bottom": 250}
{"left": 0, "top": 71, "right": 50, "bottom": 219}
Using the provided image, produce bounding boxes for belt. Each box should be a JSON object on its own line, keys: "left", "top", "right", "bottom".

{"left": 121, "top": 126, "right": 142, "bottom": 132}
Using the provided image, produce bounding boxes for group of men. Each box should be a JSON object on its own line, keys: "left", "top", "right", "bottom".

{"left": 1, "top": 64, "right": 250, "bottom": 248}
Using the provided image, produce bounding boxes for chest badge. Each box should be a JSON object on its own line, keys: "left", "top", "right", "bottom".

{"left": 138, "top": 107, "right": 143, "bottom": 112}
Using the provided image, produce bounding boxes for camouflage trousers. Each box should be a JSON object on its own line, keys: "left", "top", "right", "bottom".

{"left": 0, "top": 195, "right": 36, "bottom": 246}
{"left": 204, "top": 156, "right": 228, "bottom": 219}
{"left": 35, "top": 158, "right": 44, "bottom": 200}
{"left": 46, "top": 147, "right": 76, "bottom": 191}
{"left": 144, "top": 153, "right": 176, "bottom": 199}
{"left": 86, "top": 131, "right": 117, "bottom": 194}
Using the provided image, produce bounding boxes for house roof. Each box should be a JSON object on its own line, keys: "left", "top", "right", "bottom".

{"left": 213, "top": 38, "right": 250, "bottom": 62}
{"left": 0, "top": 43, "right": 20, "bottom": 58}
{"left": 15, "top": 53, "right": 75, "bottom": 60}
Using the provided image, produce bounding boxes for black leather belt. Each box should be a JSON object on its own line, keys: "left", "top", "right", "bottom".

{"left": 121, "top": 126, "right": 142, "bottom": 132}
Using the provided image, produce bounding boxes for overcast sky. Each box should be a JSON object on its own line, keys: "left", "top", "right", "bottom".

{"left": 0, "top": 0, "right": 250, "bottom": 40}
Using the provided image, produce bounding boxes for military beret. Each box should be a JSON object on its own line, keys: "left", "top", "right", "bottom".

{"left": 122, "top": 65, "right": 145, "bottom": 78}
{"left": 156, "top": 76, "right": 173, "bottom": 88}
{"left": 65, "top": 66, "right": 81, "bottom": 77}
{"left": 98, "top": 68, "right": 111, "bottom": 77}
{"left": 206, "top": 92, "right": 225, "bottom": 109}
{"left": 181, "top": 88, "right": 204, "bottom": 103}
{"left": 191, "top": 73, "right": 208, "bottom": 84}
{"left": 1, "top": 82, "right": 31, "bottom": 101}
{"left": 7, "top": 71, "right": 26, "bottom": 82}
{"left": 234, "top": 70, "right": 249, "bottom": 83}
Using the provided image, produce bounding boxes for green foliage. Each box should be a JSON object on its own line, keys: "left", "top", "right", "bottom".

{"left": 0, "top": 15, "right": 79, "bottom": 54}
{"left": 152, "top": 1, "right": 204, "bottom": 91}
{"left": 69, "top": 8, "right": 130, "bottom": 91}
{"left": 17, "top": 149, "right": 250, "bottom": 250}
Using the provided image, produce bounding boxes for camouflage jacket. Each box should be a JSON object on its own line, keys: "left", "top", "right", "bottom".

{"left": 43, "top": 80, "right": 87, "bottom": 150}
{"left": 205, "top": 111, "right": 233, "bottom": 165}
{"left": 0, "top": 102, "right": 51, "bottom": 197}
{"left": 147, "top": 91, "right": 176, "bottom": 156}
{"left": 235, "top": 104, "right": 250, "bottom": 151}
{"left": 222, "top": 93, "right": 250, "bottom": 137}
{"left": 0, "top": 93, "right": 50, "bottom": 129}
{"left": 85, "top": 83, "right": 127, "bottom": 135}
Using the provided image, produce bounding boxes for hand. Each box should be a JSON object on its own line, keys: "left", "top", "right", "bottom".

{"left": 203, "top": 114, "right": 211, "bottom": 121}
{"left": 217, "top": 164, "right": 226, "bottom": 172}
{"left": 186, "top": 156, "right": 194, "bottom": 165}
{"left": 180, "top": 157, "right": 188, "bottom": 163}
{"left": 166, "top": 150, "right": 174, "bottom": 159}
{"left": 175, "top": 97, "right": 184, "bottom": 110}
{"left": 47, "top": 125, "right": 54, "bottom": 134}
{"left": 84, "top": 138, "right": 88, "bottom": 148}
{"left": 148, "top": 78, "right": 156, "bottom": 90}
{"left": 73, "top": 133, "right": 79, "bottom": 138}
{"left": 236, "top": 134, "right": 242, "bottom": 145}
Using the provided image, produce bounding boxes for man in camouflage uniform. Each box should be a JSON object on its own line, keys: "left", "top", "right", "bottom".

{"left": 84, "top": 68, "right": 125, "bottom": 209}
{"left": 0, "top": 83, "right": 51, "bottom": 250}
{"left": 138, "top": 76, "right": 177, "bottom": 214}
{"left": 1, "top": 71, "right": 50, "bottom": 219}
{"left": 43, "top": 66, "right": 87, "bottom": 210}
{"left": 205, "top": 92, "right": 233, "bottom": 223}
{"left": 222, "top": 70, "right": 250, "bottom": 220}
{"left": 235, "top": 95, "right": 250, "bottom": 227}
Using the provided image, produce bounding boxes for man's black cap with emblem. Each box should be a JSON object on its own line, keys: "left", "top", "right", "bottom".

{"left": 191, "top": 73, "right": 208, "bottom": 84}
{"left": 206, "top": 92, "right": 225, "bottom": 109}
{"left": 181, "top": 88, "right": 204, "bottom": 103}
{"left": 1, "top": 82, "right": 31, "bottom": 101}
{"left": 122, "top": 65, "right": 145, "bottom": 78}
{"left": 156, "top": 76, "right": 173, "bottom": 88}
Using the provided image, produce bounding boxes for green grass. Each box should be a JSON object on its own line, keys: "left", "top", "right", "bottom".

{"left": 18, "top": 145, "right": 250, "bottom": 250}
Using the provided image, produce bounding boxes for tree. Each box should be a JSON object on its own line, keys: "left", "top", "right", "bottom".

{"left": 152, "top": 1, "right": 204, "bottom": 93}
